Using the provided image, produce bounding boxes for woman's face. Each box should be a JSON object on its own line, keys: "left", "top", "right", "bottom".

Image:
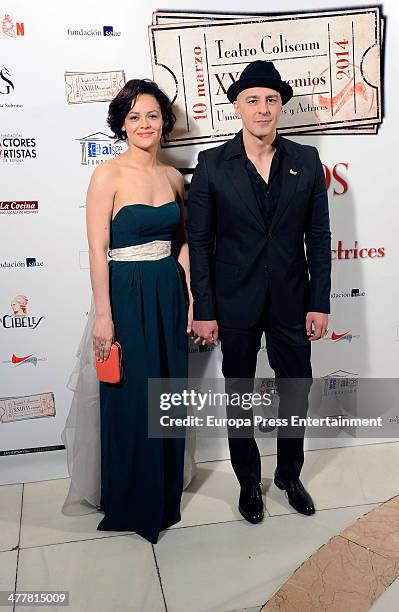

{"left": 123, "top": 94, "right": 164, "bottom": 150}
{"left": 11, "top": 300, "right": 22, "bottom": 315}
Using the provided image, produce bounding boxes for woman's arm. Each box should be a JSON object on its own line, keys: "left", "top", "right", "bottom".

{"left": 169, "top": 168, "right": 193, "bottom": 334}
{"left": 86, "top": 163, "right": 116, "bottom": 361}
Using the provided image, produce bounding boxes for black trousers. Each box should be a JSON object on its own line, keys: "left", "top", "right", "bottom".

{"left": 219, "top": 300, "right": 312, "bottom": 486}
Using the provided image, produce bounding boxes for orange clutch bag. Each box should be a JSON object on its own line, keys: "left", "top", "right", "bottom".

{"left": 96, "top": 342, "right": 123, "bottom": 383}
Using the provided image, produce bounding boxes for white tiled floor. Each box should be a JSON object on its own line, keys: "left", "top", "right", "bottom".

{"left": 262, "top": 447, "right": 368, "bottom": 515}
{"left": 0, "top": 484, "right": 22, "bottom": 552}
{"left": 171, "top": 460, "right": 242, "bottom": 529}
{"left": 20, "top": 479, "right": 132, "bottom": 548}
{"left": 1, "top": 441, "right": 399, "bottom": 612}
{"left": 17, "top": 537, "right": 165, "bottom": 612}
{"left": 0, "top": 550, "right": 18, "bottom": 612}
{"left": 155, "top": 504, "right": 376, "bottom": 612}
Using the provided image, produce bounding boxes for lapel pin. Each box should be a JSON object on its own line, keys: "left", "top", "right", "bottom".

{"left": 289, "top": 168, "right": 298, "bottom": 176}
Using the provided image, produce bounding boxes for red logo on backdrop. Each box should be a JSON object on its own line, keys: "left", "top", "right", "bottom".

{"left": 1, "top": 353, "right": 47, "bottom": 367}
{"left": 0, "top": 201, "right": 38, "bottom": 214}
{"left": 325, "top": 330, "right": 360, "bottom": 343}
{"left": 323, "top": 163, "right": 348, "bottom": 196}
{"left": 12, "top": 354, "right": 34, "bottom": 364}
{"left": 332, "top": 240, "right": 385, "bottom": 260}
{"left": 1, "top": 14, "right": 25, "bottom": 38}
{"left": 331, "top": 331, "right": 350, "bottom": 341}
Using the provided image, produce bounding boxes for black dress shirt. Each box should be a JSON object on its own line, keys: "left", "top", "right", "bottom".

{"left": 241, "top": 132, "right": 283, "bottom": 230}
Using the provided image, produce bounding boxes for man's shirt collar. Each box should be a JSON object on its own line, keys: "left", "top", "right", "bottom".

{"left": 240, "top": 130, "right": 282, "bottom": 159}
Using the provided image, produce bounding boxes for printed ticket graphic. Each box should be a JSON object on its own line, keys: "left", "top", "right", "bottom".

{"left": 152, "top": 11, "right": 263, "bottom": 24}
{"left": 0, "top": 392, "right": 55, "bottom": 423}
{"left": 65, "top": 70, "right": 126, "bottom": 104}
{"left": 149, "top": 8, "right": 383, "bottom": 145}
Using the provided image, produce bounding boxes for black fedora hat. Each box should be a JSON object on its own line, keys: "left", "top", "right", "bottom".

{"left": 226, "top": 60, "right": 293, "bottom": 105}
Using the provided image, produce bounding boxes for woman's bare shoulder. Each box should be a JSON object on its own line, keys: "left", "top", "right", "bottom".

{"left": 163, "top": 164, "right": 183, "bottom": 188}
{"left": 91, "top": 157, "right": 122, "bottom": 180}
{"left": 163, "top": 163, "right": 182, "bottom": 177}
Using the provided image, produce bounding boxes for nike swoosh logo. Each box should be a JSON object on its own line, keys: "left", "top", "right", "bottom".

{"left": 12, "top": 354, "right": 34, "bottom": 364}
{"left": 331, "top": 331, "right": 350, "bottom": 341}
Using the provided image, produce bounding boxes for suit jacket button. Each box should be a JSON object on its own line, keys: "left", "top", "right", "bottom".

{"left": 264, "top": 265, "right": 269, "bottom": 271}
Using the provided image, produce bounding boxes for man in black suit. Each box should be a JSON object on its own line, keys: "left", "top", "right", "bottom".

{"left": 188, "top": 61, "right": 331, "bottom": 523}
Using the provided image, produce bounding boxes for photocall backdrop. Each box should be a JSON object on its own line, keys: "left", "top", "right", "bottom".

{"left": 1, "top": 0, "right": 398, "bottom": 484}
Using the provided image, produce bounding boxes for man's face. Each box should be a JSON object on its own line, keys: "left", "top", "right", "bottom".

{"left": 233, "top": 87, "right": 282, "bottom": 138}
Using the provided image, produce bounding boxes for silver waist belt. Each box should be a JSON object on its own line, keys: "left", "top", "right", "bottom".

{"left": 109, "top": 240, "right": 171, "bottom": 261}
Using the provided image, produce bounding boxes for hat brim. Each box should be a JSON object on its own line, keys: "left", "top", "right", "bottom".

{"left": 226, "top": 77, "right": 293, "bottom": 105}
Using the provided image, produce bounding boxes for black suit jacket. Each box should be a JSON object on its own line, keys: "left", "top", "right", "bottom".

{"left": 187, "top": 131, "right": 331, "bottom": 329}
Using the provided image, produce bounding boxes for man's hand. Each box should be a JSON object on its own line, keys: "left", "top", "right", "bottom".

{"left": 191, "top": 320, "right": 219, "bottom": 345}
{"left": 306, "top": 312, "right": 328, "bottom": 341}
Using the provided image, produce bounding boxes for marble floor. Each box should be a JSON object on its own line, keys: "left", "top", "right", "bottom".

{"left": 1, "top": 441, "right": 399, "bottom": 612}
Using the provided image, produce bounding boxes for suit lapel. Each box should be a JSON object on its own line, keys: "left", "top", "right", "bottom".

{"left": 223, "top": 132, "right": 302, "bottom": 233}
{"left": 223, "top": 131, "right": 266, "bottom": 232}
{"left": 270, "top": 141, "right": 301, "bottom": 232}
{"left": 227, "top": 157, "right": 267, "bottom": 231}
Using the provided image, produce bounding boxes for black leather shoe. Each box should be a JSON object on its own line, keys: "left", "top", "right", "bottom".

{"left": 238, "top": 482, "right": 264, "bottom": 524}
{"left": 274, "top": 470, "right": 315, "bottom": 515}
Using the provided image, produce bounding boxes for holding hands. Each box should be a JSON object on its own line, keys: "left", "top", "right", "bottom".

{"left": 190, "top": 319, "right": 219, "bottom": 346}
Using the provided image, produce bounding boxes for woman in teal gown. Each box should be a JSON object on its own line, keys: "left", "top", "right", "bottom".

{"left": 97, "top": 201, "right": 189, "bottom": 542}
{"left": 61, "top": 79, "right": 193, "bottom": 544}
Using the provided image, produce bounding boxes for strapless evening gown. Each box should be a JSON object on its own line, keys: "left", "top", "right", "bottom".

{"left": 96, "top": 201, "right": 188, "bottom": 543}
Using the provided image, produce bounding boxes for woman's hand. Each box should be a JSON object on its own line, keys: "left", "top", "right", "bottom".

{"left": 93, "top": 314, "right": 114, "bottom": 362}
{"left": 187, "top": 301, "right": 193, "bottom": 335}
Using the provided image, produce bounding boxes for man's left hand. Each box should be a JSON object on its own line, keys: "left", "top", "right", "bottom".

{"left": 306, "top": 312, "right": 328, "bottom": 341}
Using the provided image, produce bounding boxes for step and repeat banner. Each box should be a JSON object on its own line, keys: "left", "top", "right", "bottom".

{"left": 1, "top": 0, "right": 398, "bottom": 480}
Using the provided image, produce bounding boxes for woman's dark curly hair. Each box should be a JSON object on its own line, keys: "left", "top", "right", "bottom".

{"left": 107, "top": 79, "right": 176, "bottom": 141}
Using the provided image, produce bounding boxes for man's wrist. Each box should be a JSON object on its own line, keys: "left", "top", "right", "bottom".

{"left": 193, "top": 304, "right": 216, "bottom": 321}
